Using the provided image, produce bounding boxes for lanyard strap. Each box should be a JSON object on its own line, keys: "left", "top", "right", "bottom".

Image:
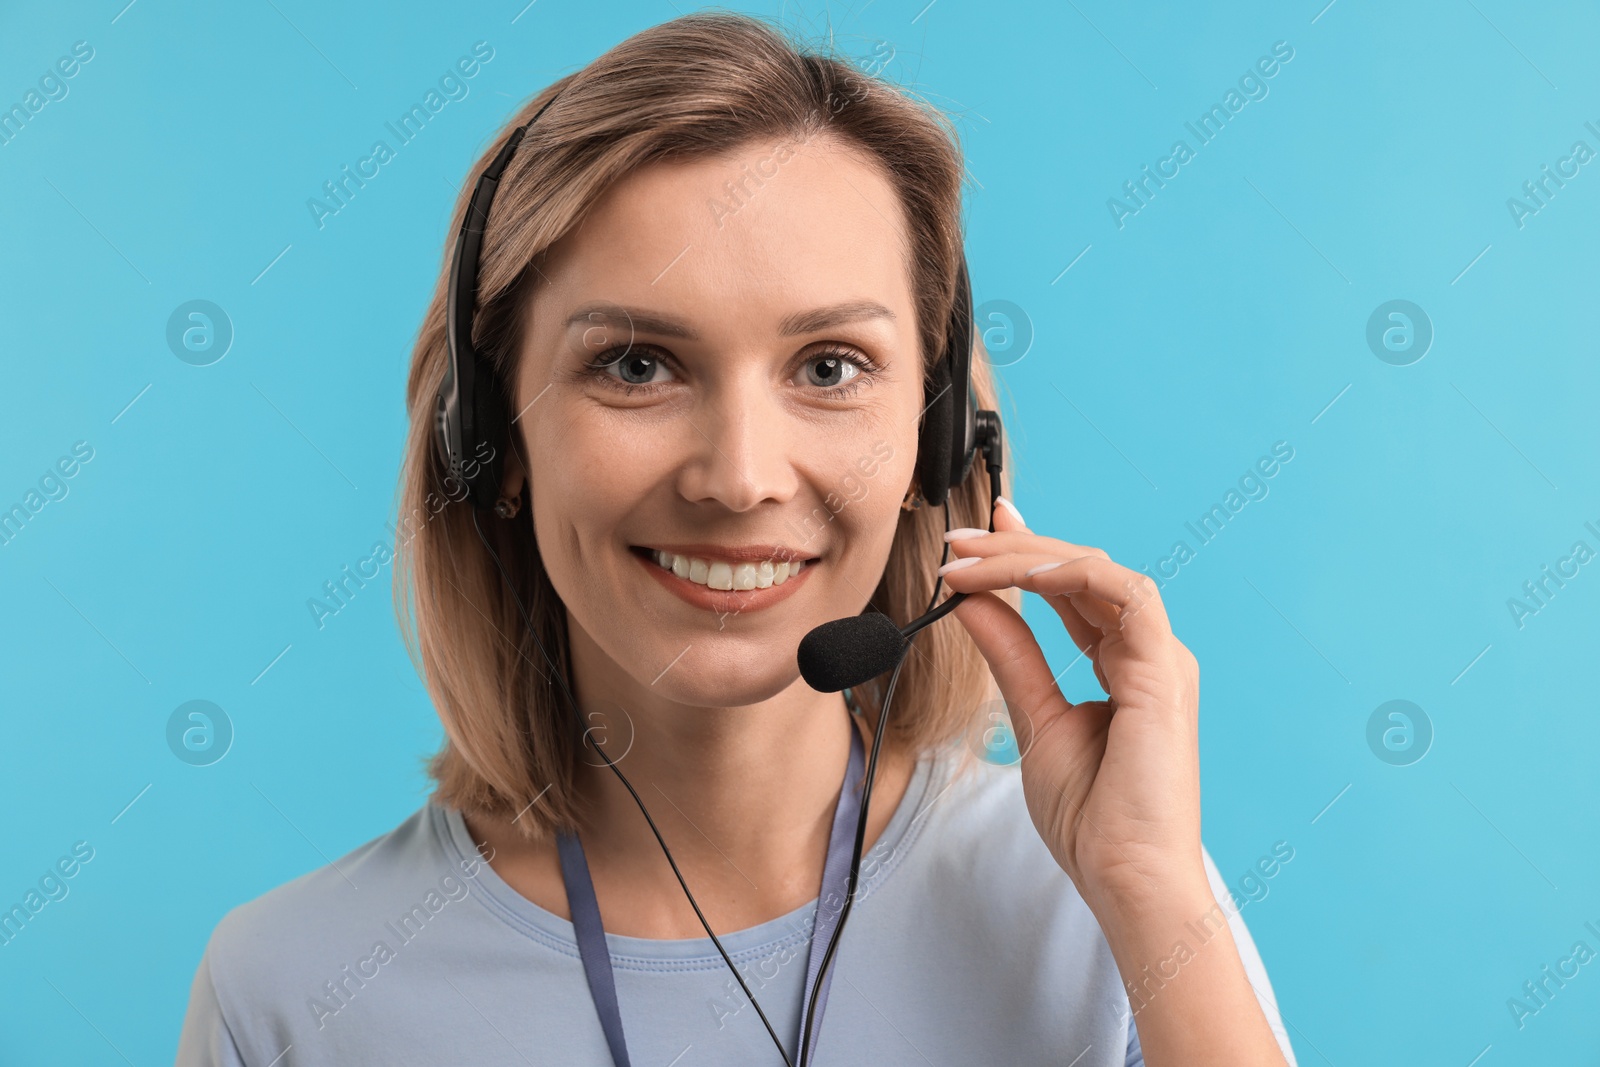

{"left": 557, "top": 719, "right": 867, "bottom": 1067}
{"left": 556, "top": 828, "right": 634, "bottom": 1067}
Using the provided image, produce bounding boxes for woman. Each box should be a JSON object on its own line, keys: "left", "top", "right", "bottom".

{"left": 177, "top": 13, "right": 1296, "bottom": 1066}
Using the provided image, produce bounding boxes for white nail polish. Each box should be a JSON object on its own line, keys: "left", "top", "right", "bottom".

{"left": 996, "top": 496, "right": 1026, "bottom": 525}
{"left": 1024, "top": 561, "right": 1063, "bottom": 577}
{"left": 937, "top": 556, "right": 982, "bottom": 575}
{"left": 943, "top": 528, "right": 990, "bottom": 541}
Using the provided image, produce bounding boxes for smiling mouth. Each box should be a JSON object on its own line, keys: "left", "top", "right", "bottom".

{"left": 629, "top": 546, "right": 819, "bottom": 591}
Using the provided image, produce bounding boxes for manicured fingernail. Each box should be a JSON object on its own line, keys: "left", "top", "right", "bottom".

{"left": 1024, "top": 561, "right": 1063, "bottom": 577}
{"left": 996, "top": 496, "right": 1026, "bottom": 525}
{"left": 943, "top": 528, "right": 990, "bottom": 541}
{"left": 937, "top": 556, "right": 983, "bottom": 575}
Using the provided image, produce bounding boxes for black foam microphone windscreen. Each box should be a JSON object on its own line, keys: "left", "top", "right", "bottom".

{"left": 797, "top": 612, "right": 908, "bottom": 693}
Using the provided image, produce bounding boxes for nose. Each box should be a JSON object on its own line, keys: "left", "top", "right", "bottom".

{"left": 675, "top": 376, "right": 799, "bottom": 513}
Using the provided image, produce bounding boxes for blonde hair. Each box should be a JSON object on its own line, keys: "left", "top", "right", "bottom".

{"left": 394, "top": 11, "right": 1019, "bottom": 838}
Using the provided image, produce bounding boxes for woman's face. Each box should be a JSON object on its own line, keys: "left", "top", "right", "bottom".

{"left": 509, "top": 132, "right": 927, "bottom": 709}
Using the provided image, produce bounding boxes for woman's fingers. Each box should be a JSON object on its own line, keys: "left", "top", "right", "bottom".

{"left": 1038, "top": 589, "right": 1105, "bottom": 662}
{"left": 938, "top": 550, "right": 1172, "bottom": 642}
{"left": 943, "top": 528, "right": 1125, "bottom": 630}
{"left": 943, "top": 527, "right": 1111, "bottom": 565}
{"left": 948, "top": 589, "right": 1103, "bottom": 757}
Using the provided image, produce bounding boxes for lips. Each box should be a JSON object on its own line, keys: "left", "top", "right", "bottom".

{"left": 630, "top": 545, "right": 818, "bottom": 614}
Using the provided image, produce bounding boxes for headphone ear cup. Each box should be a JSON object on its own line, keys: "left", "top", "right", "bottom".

{"left": 468, "top": 372, "right": 510, "bottom": 509}
{"left": 945, "top": 254, "right": 976, "bottom": 491}
{"left": 917, "top": 354, "right": 955, "bottom": 509}
{"left": 917, "top": 252, "right": 976, "bottom": 510}
{"left": 433, "top": 388, "right": 455, "bottom": 480}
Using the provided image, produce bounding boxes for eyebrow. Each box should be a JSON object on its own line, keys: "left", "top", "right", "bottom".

{"left": 564, "top": 300, "right": 896, "bottom": 341}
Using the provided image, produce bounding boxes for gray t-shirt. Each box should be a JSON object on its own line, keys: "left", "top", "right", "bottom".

{"left": 175, "top": 745, "right": 1297, "bottom": 1066}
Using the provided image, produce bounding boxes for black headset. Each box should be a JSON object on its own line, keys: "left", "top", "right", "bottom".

{"left": 433, "top": 95, "right": 1005, "bottom": 1067}
{"left": 434, "top": 101, "right": 1001, "bottom": 515}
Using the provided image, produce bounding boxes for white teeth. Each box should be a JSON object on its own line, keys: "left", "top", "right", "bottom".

{"left": 648, "top": 550, "right": 808, "bottom": 590}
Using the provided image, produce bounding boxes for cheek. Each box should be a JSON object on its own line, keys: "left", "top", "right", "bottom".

{"left": 820, "top": 434, "right": 915, "bottom": 559}
{"left": 522, "top": 417, "right": 651, "bottom": 579}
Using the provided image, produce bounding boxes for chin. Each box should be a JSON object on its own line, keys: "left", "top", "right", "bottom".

{"left": 640, "top": 645, "right": 809, "bottom": 708}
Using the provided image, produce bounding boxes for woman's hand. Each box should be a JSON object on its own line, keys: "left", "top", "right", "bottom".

{"left": 939, "top": 496, "right": 1206, "bottom": 912}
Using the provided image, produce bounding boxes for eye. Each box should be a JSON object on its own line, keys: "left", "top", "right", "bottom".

{"left": 797, "top": 345, "right": 879, "bottom": 395}
{"left": 595, "top": 348, "right": 673, "bottom": 387}
{"left": 580, "top": 342, "right": 881, "bottom": 399}
{"left": 800, "top": 351, "right": 860, "bottom": 390}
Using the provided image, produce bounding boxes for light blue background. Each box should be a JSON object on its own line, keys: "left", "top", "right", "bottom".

{"left": 3, "top": 0, "right": 1597, "bottom": 1063}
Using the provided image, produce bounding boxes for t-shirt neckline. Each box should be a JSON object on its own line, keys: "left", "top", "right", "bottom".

{"left": 432, "top": 745, "right": 948, "bottom": 970}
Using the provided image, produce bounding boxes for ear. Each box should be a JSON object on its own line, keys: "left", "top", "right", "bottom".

{"left": 498, "top": 435, "right": 527, "bottom": 502}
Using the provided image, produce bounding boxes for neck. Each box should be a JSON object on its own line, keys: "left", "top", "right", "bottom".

{"left": 567, "top": 620, "right": 882, "bottom": 936}
{"left": 463, "top": 616, "right": 919, "bottom": 939}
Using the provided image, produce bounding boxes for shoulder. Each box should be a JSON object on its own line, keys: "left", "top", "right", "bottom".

{"left": 184, "top": 805, "right": 488, "bottom": 1057}
{"left": 205, "top": 805, "right": 444, "bottom": 972}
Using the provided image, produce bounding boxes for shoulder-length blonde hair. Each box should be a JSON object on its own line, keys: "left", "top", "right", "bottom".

{"left": 394, "top": 11, "right": 1018, "bottom": 839}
